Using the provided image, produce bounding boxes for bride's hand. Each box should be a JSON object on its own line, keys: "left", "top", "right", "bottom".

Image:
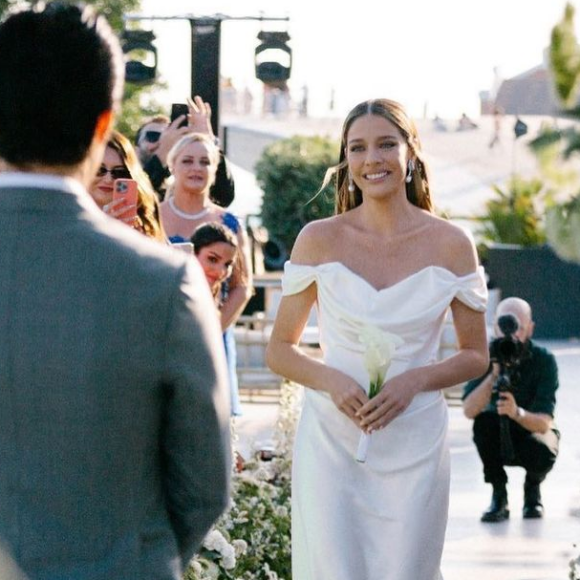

{"left": 357, "top": 371, "right": 422, "bottom": 433}
{"left": 326, "top": 376, "right": 369, "bottom": 428}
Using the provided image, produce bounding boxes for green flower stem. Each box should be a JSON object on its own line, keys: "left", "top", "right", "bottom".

{"left": 368, "top": 378, "right": 383, "bottom": 399}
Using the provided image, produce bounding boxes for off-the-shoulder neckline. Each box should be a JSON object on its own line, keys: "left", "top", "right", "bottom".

{"left": 286, "top": 261, "right": 484, "bottom": 294}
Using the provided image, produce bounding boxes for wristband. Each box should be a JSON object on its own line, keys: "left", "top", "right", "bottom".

{"left": 516, "top": 406, "right": 526, "bottom": 419}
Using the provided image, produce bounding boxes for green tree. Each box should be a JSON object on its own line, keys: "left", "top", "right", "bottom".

{"left": 550, "top": 3, "right": 580, "bottom": 108}
{"left": 0, "top": 0, "right": 140, "bottom": 33}
{"left": 255, "top": 135, "right": 339, "bottom": 256}
{"left": 528, "top": 3, "right": 580, "bottom": 262}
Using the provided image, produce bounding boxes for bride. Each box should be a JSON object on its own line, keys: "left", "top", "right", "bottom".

{"left": 266, "top": 99, "right": 489, "bottom": 580}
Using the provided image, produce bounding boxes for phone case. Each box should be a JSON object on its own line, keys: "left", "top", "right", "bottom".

{"left": 171, "top": 242, "right": 194, "bottom": 255}
{"left": 112, "top": 178, "right": 138, "bottom": 220}
{"left": 171, "top": 103, "right": 189, "bottom": 128}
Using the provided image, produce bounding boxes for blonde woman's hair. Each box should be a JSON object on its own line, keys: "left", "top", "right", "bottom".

{"left": 167, "top": 133, "right": 220, "bottom": 175}
{"left": 322, "top": 99, "right": 433, "bottom": 215}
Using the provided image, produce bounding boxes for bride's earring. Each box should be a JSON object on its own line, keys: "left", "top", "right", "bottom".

{"left": 405, "top": 159, "right": 415, "bottom": 183}
{"left": 348, "top": 172, "right": 355, "bottom": 193}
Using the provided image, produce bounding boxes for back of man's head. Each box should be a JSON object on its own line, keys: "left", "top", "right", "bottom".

{"left": 0, "top": 2, "right": 124, "bottom": 168}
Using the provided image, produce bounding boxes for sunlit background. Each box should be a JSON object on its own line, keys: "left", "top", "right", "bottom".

{"left": 141, "top": 0, "right": 574, "bottom": 120}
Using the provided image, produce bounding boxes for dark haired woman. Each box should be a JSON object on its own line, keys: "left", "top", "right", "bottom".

{"left": 190, "top": 220, "right": 244, "bottom": 417}
{"left": 191, "top": 222, "right": 238, "bottom": 305}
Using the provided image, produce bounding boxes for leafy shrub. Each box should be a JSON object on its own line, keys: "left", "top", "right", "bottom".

{"left": 479, "top": 176, "right": 547, "bottom": 247}
{"left": 255, "top": 135, "right": 339, "bottom": 257}
{"left": 545, "top": 197, "right": 580, "bottom": 262}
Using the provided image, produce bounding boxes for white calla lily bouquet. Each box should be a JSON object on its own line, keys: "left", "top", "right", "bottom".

{"left": 356, "top": 326, "right": 403, "bottom": 463}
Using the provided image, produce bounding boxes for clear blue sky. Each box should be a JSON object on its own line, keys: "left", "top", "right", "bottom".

{"left": 140, "top": 0, "right": 575, "bottom": 119}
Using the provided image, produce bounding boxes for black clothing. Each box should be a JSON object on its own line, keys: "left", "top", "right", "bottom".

{"left": 472, "top": 411, "right": 559, "bottom": 485}
{"left": 143, "top": 150, "right": 235, "bottom": 207}
{"left": 463, "top": 340, "right": 558, "bottom": 416}
{"left": 481, "top": 484, "right": 510, "bottom": 522}
{"left": 523, "top": 479, "right": 544, "bottom": 518}
{"left": 464, "top": 339, "right": 559, "bottom": 487}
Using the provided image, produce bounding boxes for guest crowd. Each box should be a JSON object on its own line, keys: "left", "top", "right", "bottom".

{"left": 91, "top": 97, "right": 253, "bottom": 416}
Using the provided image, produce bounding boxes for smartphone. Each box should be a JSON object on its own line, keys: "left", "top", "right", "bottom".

{"left": 112, "top": 178, "right": 138, "bottom": 221}
{"left": 170, "top": 103, "right": 189, "bottom": 128}
{"left": 172, "top": 242, "right": 194, "bottom": 255}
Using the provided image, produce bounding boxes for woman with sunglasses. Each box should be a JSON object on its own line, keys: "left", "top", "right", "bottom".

{"left": 89, "top": 130, "right": 166, "bottom": 242}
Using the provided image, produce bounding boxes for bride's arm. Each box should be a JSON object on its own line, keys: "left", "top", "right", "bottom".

{"left": 266, "top": 225, "right": 368, "bottom": 425}
{"left": 358, "top": 227, "right": 489, "bottom": 433}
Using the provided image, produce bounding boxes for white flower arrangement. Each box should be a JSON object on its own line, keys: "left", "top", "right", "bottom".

{"left": 185, "top": 381, "right": 299, "bottom": 580}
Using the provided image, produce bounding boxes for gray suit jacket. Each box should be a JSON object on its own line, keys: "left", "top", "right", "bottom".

{"left": 0, "top": 180, "right": 231, "bottom": 580}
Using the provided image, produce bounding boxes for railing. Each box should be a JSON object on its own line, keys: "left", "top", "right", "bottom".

{"left": 234, "top": 313, "right": 282, "bottom": 401}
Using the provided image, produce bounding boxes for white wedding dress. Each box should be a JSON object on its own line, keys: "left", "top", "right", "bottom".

{"left": 282, "top": 261, "right": 487, "bottom": 580}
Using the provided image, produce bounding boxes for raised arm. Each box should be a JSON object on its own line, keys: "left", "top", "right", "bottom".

{"left": 187, "top": 95, "right": 235, "bottom": 207}
{"left": 219, "top": 222, "right": 253, "bottom": 330}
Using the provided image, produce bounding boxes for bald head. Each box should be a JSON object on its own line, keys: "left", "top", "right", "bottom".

{"left": 495, "top": 297, "right": 534, "bottom": 341}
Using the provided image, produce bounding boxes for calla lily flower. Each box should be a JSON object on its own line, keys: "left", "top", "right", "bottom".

{"left": 356, "top": 326, "right": 403, "bottom": 462}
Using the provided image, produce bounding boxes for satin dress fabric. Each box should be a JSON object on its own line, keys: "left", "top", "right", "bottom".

{"left": 282, "top": 262, "right": 488, "bottom": 580}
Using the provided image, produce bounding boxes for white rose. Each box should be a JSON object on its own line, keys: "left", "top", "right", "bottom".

{"left": 191, "top": 561, "right": 203, "bottom": 575}
{"left": 221, "top": 544, "right": 236, "bottom": 570}
{"left": 232, "top": 539, "right": 248, "bottom": 557}
{"left": 203, "top": 530, "right": 228, "bottom": 553}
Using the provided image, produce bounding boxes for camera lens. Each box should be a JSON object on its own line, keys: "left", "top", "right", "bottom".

{"left": 497, "top": 314, "right": 518, "bottom": 336}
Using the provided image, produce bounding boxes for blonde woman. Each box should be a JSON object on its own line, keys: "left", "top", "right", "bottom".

{"left": 160, "top": 133, "right": 252, "bottom": 416}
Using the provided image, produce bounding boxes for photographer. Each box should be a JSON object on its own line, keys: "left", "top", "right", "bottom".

{"left": 462, "top": 298, "right": 559, "bottom": 522}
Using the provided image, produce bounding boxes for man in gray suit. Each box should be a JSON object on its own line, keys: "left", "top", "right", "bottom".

{"left": 0, "top": 4, "right": 231, "bottom": 579}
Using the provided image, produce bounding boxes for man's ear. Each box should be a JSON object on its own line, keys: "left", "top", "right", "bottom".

{"left": 94, "top": 109, "right": 114, "bottom": 143}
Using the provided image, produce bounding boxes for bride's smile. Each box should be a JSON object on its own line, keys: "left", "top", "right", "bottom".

{"left": 346, "top": 114, "right": 409, "bottom": 198}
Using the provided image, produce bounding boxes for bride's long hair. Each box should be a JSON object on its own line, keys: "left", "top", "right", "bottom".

{"left": 322, "top": 99, "right": 433, "bottom": 215}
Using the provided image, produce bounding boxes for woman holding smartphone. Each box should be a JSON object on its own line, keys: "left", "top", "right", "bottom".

{"left": 89, "top": 130, "right": 166, "bottom": 242}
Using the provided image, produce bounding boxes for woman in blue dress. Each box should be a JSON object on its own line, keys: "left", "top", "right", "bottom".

{"left": 159, "top": 133, "right": 253, "bottom": 416}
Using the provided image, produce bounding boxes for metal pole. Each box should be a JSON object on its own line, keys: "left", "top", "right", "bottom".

{"left": 123, "top": 12, "right": 290, "bottom": 136}
{"left": 190, "top": 18, "right": 221, "bottom": 135}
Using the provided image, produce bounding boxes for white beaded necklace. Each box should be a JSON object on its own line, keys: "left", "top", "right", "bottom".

{"left": 168, "top": 196, "right": 211, "bottom": 220}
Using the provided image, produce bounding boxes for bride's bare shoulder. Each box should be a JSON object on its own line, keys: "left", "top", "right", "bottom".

{"left": 426, "top": 214, "right": 479, "bottom": 275}
{"left": 290, "top": 216, "right": 344, "bottom": 265}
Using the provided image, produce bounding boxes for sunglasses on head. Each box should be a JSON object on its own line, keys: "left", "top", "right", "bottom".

{"left": 143, "top": 130, "right": 162, "bottom": 143}
{"left": 96, "top": 166, "right": 131, "bottom": 180}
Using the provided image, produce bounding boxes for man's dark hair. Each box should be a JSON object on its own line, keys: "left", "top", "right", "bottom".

{"left": 0, "top": 2, "right": 124, "bottom": 166}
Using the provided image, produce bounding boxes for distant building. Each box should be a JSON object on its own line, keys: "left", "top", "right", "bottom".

{"left": 495, "top": 65, "right": 559, "bottom": 115}
{"left": 481, "top": 53, "right": 561, "bottom": 116}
